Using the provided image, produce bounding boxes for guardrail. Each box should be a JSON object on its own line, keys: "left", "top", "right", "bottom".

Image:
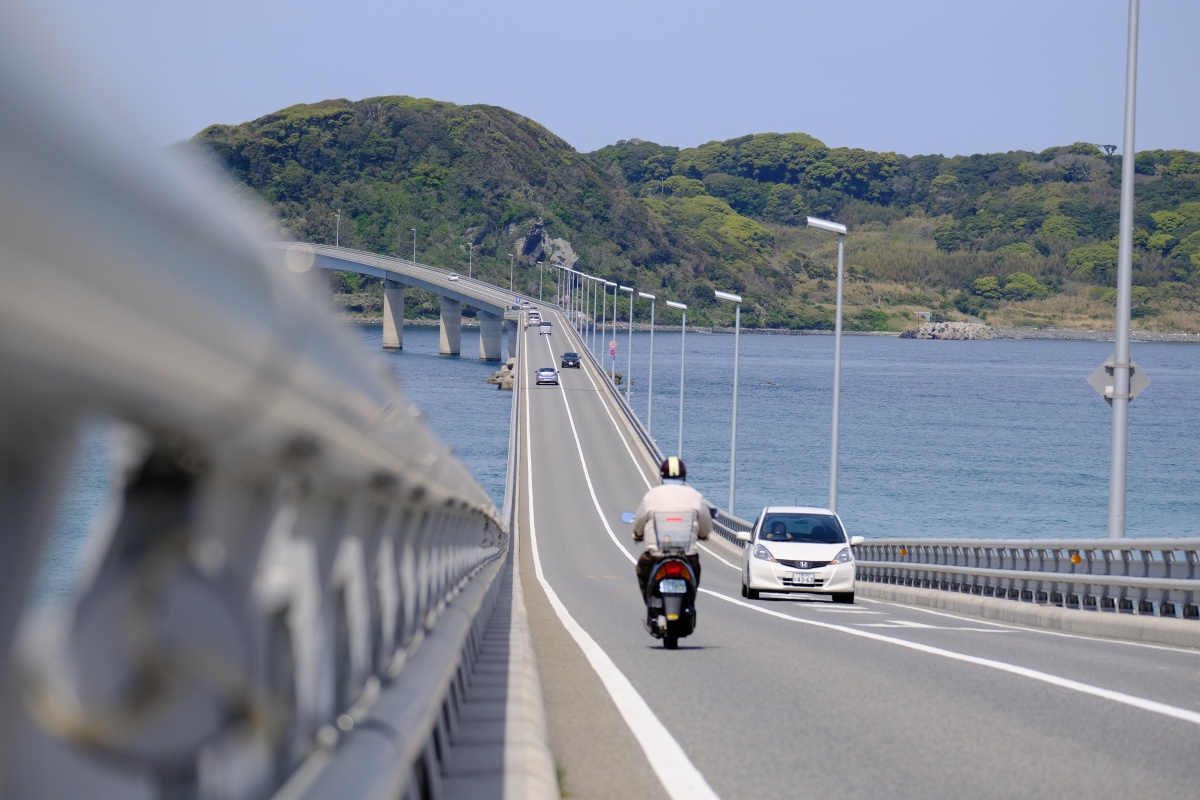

{"left": 0, "top": 20, "right": 511, "bottom": 797}
{"left": 857, "top": 539, "right": 1200, "bottom": 619}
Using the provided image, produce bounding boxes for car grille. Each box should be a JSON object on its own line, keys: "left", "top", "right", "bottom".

{"left": 776, "top": 559, "right": 830, "bottom": 570}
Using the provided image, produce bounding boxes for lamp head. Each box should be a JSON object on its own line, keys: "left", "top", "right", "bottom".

{"left": 806, "top": 216, "right": 847, "bottom": 235}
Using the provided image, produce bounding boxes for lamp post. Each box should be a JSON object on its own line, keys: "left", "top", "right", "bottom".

{"left": 666, "top": 300, "right": 687, "bottom": 457}
{"left": 335, "top": 210, "right": 340, "bottom": 247}
{"left": 1108, "top": 0, "right": 1141, "bottom": 539}
{"left": 639, "top": 291, "right": 656, "bottom": 434}
{"left": 715, "top": 290, "right": 743, "bottom": 516}
{"left": 468, "top": 242, "right": 474, "bottom": 279}
{"left": 604, "top": 281, "right": 617, "bottom": 383}
{"left": 537, "top": 261, "right": 544, "bottom": 302}
{"left": 620, "top": 285, "right": 634, "bottom": 403}
{"left": 807, "top": 216, "right": 848, "bottom": 512}
{"left": 508, "top": 253, "right": 514, "bottom": 292}
{"left": 411, "top": 228, "right": 417, "bottom": 263}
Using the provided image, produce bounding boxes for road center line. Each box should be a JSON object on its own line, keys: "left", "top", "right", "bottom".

{"left": 526, "top": 322, "right": 719, "bottom": 800}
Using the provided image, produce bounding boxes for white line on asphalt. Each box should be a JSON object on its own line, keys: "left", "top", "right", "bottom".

{"left": 526, "top": 330, "right": 720, "bottom": 800}
{"left": 873, "top": 600, "right": 1200, "bottom": 654}
{"left": 700, "top": 589, "right": 1200, "bottom": 728}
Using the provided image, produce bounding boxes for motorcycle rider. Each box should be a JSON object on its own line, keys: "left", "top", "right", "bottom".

{"left": 632, "top": 456, "right": 712, "bottom": 597}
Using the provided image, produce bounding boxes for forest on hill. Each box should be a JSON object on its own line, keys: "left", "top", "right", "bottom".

{"left": 193, "top": 97, "right": 1200, "bottom": 332}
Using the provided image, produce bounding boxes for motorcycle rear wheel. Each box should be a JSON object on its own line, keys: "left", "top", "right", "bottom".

{"left": 664, "top": 634, "right": 678, "bottom": 650}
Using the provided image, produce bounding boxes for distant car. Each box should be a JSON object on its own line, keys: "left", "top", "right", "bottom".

{"left": 561, "top": 351, "right": 581, "bottom": 368}
{"left": 528, "top": 312, "right": 541, "bottom": 323}
{"left": 535, "top": 367, "right": 559, "bottom": 385}
{"left": 448, "top": 272, "right": 459, "bottom": 281}
{"left": 539, "top": 321, "right": 552, "bottom": 335}
{"left": 738, "top": 506, "right": 864, "bottom": 603}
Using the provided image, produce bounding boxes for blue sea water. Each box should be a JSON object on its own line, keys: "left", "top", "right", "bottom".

{"left": 30, "top": 323, "right": 1200, "bottom": 606}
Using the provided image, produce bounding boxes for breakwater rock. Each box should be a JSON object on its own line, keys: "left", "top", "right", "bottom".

{"left": 899, "top": 322, "right": 995, "bottom": 340}
{"left": 485, "top": 358, "right": 517, "bottom": 390}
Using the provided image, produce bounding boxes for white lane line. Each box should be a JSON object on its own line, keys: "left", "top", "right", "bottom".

{"left": 524, "top": 332, "right": 720, "bottom": 800}
{"left": 700, "top": 589, "right": 1200, "bottom": 728}
{"left": 873, "top": 601, "right": 1200, "bottom": 654}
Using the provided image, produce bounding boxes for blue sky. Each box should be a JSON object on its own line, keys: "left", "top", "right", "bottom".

{"left": 33, "top": 0, "right": 1200, "bottom": 157}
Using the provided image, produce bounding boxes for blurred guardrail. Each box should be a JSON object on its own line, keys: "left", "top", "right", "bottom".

{"left": 0, "top": 11, "right": 517, "bottom": 797}
{"left": 857, "top": 539, "right": 1200, "bottom": 620}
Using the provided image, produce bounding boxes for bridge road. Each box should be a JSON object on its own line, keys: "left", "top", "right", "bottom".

{"left": 515, "top": 309, "right": 1200, "bottom": 800}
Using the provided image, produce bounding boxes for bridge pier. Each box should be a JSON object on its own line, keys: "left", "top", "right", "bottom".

{"left": 505, "top": 319, "right": 518, "bottom": 361}
{"left": 478, "top": 311, "right": 503, "bottom": 362}
{"left": 382, "top": 279, "right": 405, "bottom": 350}
{"left": 439, "top": 297, "right": 462, "bottom": 356}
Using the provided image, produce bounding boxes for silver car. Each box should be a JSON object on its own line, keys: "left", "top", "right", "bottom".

{"left": 535, "top": 367, "right": 559, "bottom": 385}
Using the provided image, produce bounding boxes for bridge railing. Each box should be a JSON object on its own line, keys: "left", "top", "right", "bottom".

{"left": 0, "top": 19, "right": 512, "bottom": 797}
{"left": 857, "top": 538, "right": 1200, "bottom": 619}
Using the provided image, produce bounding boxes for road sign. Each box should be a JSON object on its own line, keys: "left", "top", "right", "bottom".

{"left": 608, "top": 339, "right": 617, "bottom": 358}
{"left": 1088, "top": 355, "right": 1150, "bottom": 405}
{"left": 609, "top": 346, "right": 617, "bottom": 357}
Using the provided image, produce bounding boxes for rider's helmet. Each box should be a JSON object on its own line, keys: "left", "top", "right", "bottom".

{"left": 660, "top": 456, "right": 686, "bottom": 481}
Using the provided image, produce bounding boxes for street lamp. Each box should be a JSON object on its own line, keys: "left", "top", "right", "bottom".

{"left": 715, "top": 289, "right": 743, "bottom": 516}
{"left": 537, "top": 261, "right": 544, "bottom": 302}
{"left": 665, "top": 300, "right": 687, "bottom": 457}
{"left": 508, "top": 253, "right": 514, "bottom": 292}
{"left": 411, "top": 228, "right": 417, "bottom": 263}
{"left": 807, "top": 215, "right": 848, "bottom": 512}
{"left": 1108, "top": 0, "right": 1141, "bottom": 539}
{"left": 335, "top": 209, "right": 341, "bottom": 247}
{"left": 620, "top": 285, "right": 634, "bottom": 403}
{"left": 604, "top": 281, "right": 617, "bottom": 383}
{"left": 468, "top": 242, "right": 474, "bottom": 279}
{"left": 639, "top": 291, "right": 656, "bottom": 435}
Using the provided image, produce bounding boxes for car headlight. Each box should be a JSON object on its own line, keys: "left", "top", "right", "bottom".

{"left": 752, "top": 544, "right": 776, "bottom": 562}
{"left": 830, "top": 547, "right": 853, "bottom": 565}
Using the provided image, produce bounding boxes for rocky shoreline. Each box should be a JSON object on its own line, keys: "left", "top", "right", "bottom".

{"left": 339, "top": 315, "right": 1200, "bottom": 344}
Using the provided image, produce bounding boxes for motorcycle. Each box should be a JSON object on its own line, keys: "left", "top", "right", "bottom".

{"left": 621, "top": 510, "right": 698, "bottom": 649}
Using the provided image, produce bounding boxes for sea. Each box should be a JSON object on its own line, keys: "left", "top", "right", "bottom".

{"left": 30, "top": 323, "right": 1200, "bottom": 606}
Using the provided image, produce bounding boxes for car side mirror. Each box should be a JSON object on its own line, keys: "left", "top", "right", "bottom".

{"left": 850, "top": 535, "right": 864, "bottom": 546}
{"left": 709, "top": 506, "right": 719, "bottom": 519}
{"left": 620, "top": 511, "right": 635, "bottom": 524}
{"left": 736, "top": 531, "right": 751, "bottom": 543}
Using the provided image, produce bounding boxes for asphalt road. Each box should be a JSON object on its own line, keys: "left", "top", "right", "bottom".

{"left": 517, "top": 309, "right": 1200, "bottom": 800}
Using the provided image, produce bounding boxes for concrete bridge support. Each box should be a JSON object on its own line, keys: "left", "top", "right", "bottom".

{"left": 439, "top": 297, "right": 462, "bottom": 356}
{"left": 478, "top": 311, "right": 503, "bottom": 362}
{"left": 382, "top": 279, "right": 405, "bottom": 350}
{"left": 505, "top": 319, "right": 518, "bottom": 361}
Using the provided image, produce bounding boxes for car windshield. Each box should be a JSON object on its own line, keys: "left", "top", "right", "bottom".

{"left": 758, "top": 513, "right": 845, "bottom": 544}
{"left": 564, "top": 352, "right": 578, "bottom": 358}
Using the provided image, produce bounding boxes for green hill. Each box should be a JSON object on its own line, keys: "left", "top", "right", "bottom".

{"left": 194, "top": 97, "right": 1200, "bottom": 332}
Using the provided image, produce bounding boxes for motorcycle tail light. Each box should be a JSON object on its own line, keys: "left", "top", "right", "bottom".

{"left": 655, "top": 561, "right": 688, "bottom": 581}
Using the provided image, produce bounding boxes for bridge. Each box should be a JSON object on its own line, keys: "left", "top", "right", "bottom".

{"left": 4, "top": 16, "right": 1200, "bottom": 800}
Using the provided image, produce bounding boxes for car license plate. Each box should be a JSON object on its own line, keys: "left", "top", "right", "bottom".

{"left": 659, "top": 579, "right": 687, "bottom": 594}
{"left": 793, "top": 573, "right": 815, "bottom": 585}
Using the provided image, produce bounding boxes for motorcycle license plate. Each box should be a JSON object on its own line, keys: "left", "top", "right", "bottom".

{"left": 792, "top": 573, "right": 815, "bottom": 585}
{"left": 659, "top": 579, "right": 687, "bottom": 594}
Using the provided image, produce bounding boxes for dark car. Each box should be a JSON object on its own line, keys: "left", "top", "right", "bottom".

{"left": 561, "top": 351, "right": 581, "bottom": 368}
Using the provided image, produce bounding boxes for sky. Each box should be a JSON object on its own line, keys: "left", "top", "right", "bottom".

{"left": 29, "top": 0, "right": 1200, "bottom": 158}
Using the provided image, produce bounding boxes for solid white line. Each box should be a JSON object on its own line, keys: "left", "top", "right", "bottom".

{"left": 524, "top": 330, "right": 720, "bottom": 800}
{"left": 700, "top": 588, "right": 1200, "bottom": 728}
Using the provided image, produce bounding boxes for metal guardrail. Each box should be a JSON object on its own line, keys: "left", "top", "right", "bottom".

{"left": 0, "top": 17, "right": 512, "bottom": 798}
{"left": 857, "top": 539, "right": 1200, "bottom": 619}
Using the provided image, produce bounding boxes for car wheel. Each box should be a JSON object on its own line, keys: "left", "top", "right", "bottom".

{"left": 746, "top": 584, "right": 760, "bottom": 600}
{"left": 833, "top": 592, "right": 855, "bottom": 604}
{"left": 740, "top": 580, "right": 748, "bottom": 598}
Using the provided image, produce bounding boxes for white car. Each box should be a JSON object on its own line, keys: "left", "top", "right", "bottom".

{"left": 535, "top": 367, "right": 559, "bottom": 385}
{"left": 447, "top": 272, "right": 459, "bottom": 281}
{"left": 539, "top": 321, "right": 552, "bottom": 335}
{"left": 738, "top": 506, "right": 863, "bottom": 603}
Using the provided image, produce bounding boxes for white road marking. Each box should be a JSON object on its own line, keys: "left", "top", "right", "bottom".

{"left": 525, "top": 327, "right": 720, "bottom": 800}
{"left": 700, "top": 589, "right": 1200, "bottom": 728}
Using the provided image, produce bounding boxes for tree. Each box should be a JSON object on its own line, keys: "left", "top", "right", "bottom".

{"left": 1003, "top": 272, "right": 1049, "bottom": 300}
{"left": 972, "top": 276, "right": 1003, "bottom": 299}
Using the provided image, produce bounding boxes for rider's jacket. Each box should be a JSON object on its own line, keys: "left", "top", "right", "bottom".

{"left": 632, "top": 479, "right": 712, "bottom": 555}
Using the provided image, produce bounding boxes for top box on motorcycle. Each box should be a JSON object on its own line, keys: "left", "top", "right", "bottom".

{"left": 651, "top": 511, "right": 697, "bottom": 554}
